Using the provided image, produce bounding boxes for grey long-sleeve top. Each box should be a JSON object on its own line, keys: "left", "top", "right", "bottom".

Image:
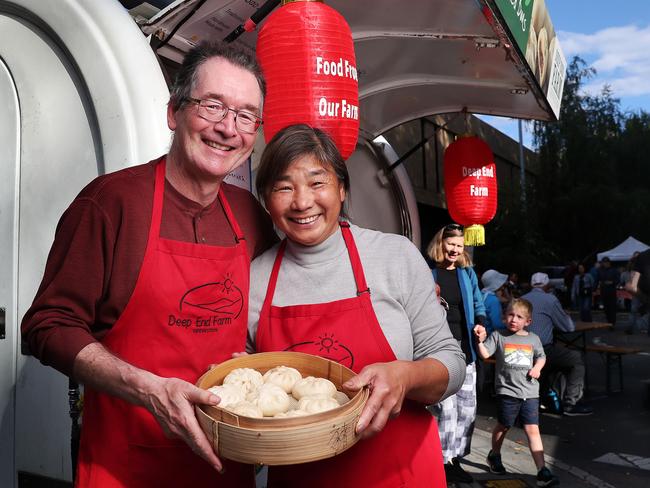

{"left": 248, "top": 223, "right": 466, "bottom": 400}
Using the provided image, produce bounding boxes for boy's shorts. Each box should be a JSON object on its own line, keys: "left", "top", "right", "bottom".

{"left": 497, "top": 395, "right": 539, "bottom": 427}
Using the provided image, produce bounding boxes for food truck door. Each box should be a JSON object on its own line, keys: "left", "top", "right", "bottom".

{"left": 0, "top": 51, "right": 19, "bottom": 488}
{"left": 0, "top": 0, "right": 170, "bottom": 484}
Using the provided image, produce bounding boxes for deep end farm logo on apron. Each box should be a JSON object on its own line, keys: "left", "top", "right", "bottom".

{"left": 169, "top": 274, "right": 243, "bottom": 333}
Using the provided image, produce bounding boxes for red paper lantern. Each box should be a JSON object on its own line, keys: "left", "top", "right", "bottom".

{"left": 443, "top": 136, "right": 498, "bottom": 246}
{"left": 257, "top": 0, "right": 359, "bottom": 159}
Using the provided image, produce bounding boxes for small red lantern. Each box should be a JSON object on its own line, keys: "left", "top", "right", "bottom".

{"left": 257, "top": 0, "right": 359, "bottom": 159}
{"left": 443, "top": 136, "right": 498, "bottom": 246}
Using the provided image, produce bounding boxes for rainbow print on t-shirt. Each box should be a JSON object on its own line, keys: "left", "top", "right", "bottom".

{"left": 504, "top": 343, "right": 533, "bottom": 367}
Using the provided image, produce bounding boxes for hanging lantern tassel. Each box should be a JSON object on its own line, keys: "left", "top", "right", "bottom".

{"left": 257, "top": 0, "right": 359, "bottom": 159}
{"left": 463, "top": 224, "right": 485, "bottom": 247}
{"left": 443, "top": 136, "right": 498, "bottom": 246}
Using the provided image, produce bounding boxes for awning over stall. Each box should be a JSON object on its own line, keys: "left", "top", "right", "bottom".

{"left": 124, "top": 0, "right": 566, "bottom": 138}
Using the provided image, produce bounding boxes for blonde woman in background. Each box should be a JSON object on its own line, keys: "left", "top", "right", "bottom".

{"left": 427, "top": 224, "right": 486, "bottom": 484}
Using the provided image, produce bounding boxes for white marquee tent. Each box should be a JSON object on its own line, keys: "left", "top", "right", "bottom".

{"left": 597, "top": 236, "right": 650, "bottom": 262}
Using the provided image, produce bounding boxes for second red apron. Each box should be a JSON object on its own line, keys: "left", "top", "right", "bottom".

{"left": 256, "top": 222, "right": 446, "bottom": 488}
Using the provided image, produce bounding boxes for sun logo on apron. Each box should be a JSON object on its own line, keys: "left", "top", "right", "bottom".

{"left": 285, "top": 333, "right": 355, "bottom": 369}
{"left": 221, "top": 272, "right": 235, "bottom": 294}
{"left": 317, "top": 332, "right": 338, "bottom": 353}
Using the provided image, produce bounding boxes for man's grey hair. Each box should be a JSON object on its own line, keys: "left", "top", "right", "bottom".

{"left": 168, "top": 41, "right": 266, "bottom": 112}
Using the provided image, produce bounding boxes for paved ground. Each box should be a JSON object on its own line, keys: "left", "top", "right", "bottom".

{"left": 253, "top": 311, "right": 650, "bottom": 488}
{"left": 461, "top": 310, "right": 650, "bottom": 488}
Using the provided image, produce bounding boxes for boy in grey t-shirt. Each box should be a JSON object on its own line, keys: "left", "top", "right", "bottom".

{"left": 474, "top": 299, "right": 559, "bottom": 487}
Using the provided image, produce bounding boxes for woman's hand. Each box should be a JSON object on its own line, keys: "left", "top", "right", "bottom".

{"left": 342, "top": 361, "right": 409, "bottom": 439}
{"left": 473, "top": 324, "right": 487, "bottom": 343}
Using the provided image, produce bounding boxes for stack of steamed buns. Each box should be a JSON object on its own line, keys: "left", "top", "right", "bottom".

{"left": 207, "top": 365, "right": 350, "bottom": 419}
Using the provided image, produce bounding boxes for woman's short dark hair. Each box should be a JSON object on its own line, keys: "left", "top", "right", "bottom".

{"left": 256, "top": 124, "right": 350, "bottom": 207}
{"left": 168, "top": 41, "right": 266, "bottom": 112}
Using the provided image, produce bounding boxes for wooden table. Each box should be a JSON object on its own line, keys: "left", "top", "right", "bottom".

{"left": 555, "top": 321, "right": 613, "bottom": 393}
{"left": 555, "top": 321, "right": 613, "bottom": 352}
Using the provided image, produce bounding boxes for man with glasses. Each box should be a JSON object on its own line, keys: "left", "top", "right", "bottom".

{"left": 21, "top": 42, "right": 276, "bottom": 487}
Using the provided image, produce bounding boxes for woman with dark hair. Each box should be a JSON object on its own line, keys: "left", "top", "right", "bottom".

{"left": 426, "top": 225, "right": 486, "bottom": 484}
{"left": 248, "top": 124, "right": 465, "bottom": 487}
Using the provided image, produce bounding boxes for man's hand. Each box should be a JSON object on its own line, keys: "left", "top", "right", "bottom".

{"left": 74, "top": 343, "right": 225, "bottom": 473}
{"left": 143, "top": 377, "right": 224, "bottom": 472}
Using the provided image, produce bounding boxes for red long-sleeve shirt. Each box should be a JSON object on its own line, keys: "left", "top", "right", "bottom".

{"left": 21, "top": 158, "right": 277, "bottom": 377}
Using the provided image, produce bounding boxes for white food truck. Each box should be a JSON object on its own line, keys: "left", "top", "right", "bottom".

{"left": 0, "top": 0, "right": 564, "bottom": 485}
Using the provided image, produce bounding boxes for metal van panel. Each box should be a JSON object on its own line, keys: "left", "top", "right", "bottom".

{"left": 346, "top": 139, "right": 421, "bottom": 249}
{"left": 0, "top": 51, "right": 20, "bottom": 488}
{"left": 2, "top": 13, "right": 100, "bottom": 482}
{"left": 0, "top": 0, "right": 172, "bottom": 483}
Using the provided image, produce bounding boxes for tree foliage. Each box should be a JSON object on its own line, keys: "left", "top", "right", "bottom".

{"left": 476, "top": 56, "right": 650, "bottom": 275}
{"left": 531, "top": 56, "right": 650, "bottom": 264}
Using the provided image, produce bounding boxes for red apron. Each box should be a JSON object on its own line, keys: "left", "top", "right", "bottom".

{"left": 76, "top": 160, "right": 254, "bottom": 487}
{"left": 256, "top": 222, "right": 446, "bottom": 488}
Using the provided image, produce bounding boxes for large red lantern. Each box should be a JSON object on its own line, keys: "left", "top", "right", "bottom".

{"left": 444, "top": 136, "right": 498, "bottom": 246}
{"left": 257, "top": 0, "right": 359, "bottom": 159}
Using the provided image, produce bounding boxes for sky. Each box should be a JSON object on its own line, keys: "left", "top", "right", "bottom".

{"left": 480, "top": 0, "right": 650, "bottom": 148}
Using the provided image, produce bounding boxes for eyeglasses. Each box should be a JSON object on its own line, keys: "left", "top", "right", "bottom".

{"left": 186, "top": 97, "right": 263, "bottom": 134}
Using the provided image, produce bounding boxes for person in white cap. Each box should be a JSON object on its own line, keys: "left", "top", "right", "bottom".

{"left": 522, "top": 272, "right": 593, "bottom": 416}
{"left": 480, "top": 269, "right": 509, "bottom": 333}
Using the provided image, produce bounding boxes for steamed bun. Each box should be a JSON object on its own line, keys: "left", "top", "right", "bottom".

{"left": 298, "top": 395, "right": 340, "bottom": 414}
{"left": 207, "top": 384, "right": 245, "bottom": 409}
{"left": 292, "top": 376, "right": 337, "bottom": 400}
{"left": 287, "top": 395, "right": 300, "bottom": 411}
{"left": 334, "top": 390, "right": 350, "bottom": 406}
{"left": 274, "top": 409, "right": 309, "bottom": 418}
{"left": 263, "top": 365, "right": 302, "bottom": 393}
{"left": 223, "top": 368, "right": 263, "bottom": 397}
{"left": 225, "top": 401, "right": 264, "bottom": 419}
{"left": 250, "top": 383, "right": 291, "bottom": 416}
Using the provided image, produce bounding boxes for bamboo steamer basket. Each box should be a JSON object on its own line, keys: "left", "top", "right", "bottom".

{"left": 195, "top": 351, "right": 369, "bottom": 465}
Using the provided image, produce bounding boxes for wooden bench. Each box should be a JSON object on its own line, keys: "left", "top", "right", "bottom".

{"left": 584, "top": 345, "right": 641, "bottom": 393}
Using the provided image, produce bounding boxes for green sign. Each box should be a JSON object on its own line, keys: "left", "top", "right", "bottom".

{"left": 494, "top": 0, "right": 535, "bottom": 54}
